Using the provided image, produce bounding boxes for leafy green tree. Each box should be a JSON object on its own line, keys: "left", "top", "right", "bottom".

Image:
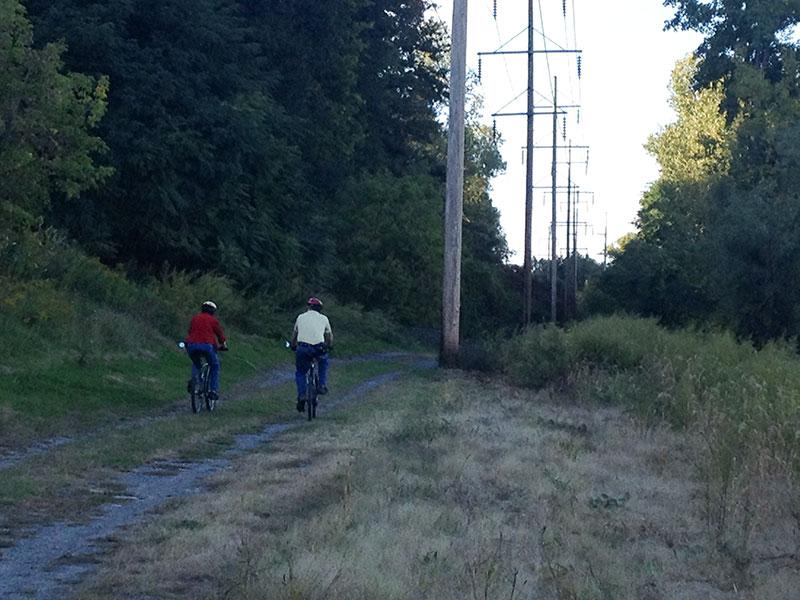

{"left": 329, "top": 172, "right": 443, "bottom": 325}
{"left": 664, "top": 0, "right": 800, "bottom": 94}
{"left": 592, "top": 5, "right": 800, "bottom": 342}
{"left": 0, "top": 0, "right": 110, "bottom": 220}
{"left": 26, "top": 0, "right": 305, "bottom": 287}
{"left": 353, "top": 0, "right": 449, "bottom": 172}
{"left": 593, "top": 58, "right": 732, "bottom": 326}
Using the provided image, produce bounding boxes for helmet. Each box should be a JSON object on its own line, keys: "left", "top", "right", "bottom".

{"left": 201, "top": 300, "right": 218, "bottom": 314}
{"left": 307, "top": 297, "right": 323, "bottom": 308}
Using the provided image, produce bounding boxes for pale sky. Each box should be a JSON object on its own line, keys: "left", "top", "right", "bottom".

{"left": 431, "top": 0, "right": 702, "bottom": 264}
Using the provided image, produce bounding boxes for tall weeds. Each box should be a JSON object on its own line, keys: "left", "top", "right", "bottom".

{"left": 501, "top": 315, "right": 800, "bottom": 557}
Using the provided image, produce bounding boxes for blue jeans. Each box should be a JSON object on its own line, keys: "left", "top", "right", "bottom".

{"left": 186, "top": 343, "right": 220, "bottom": 392}
{"left": 295, "top": 343, "right": 328, "bottom": 398}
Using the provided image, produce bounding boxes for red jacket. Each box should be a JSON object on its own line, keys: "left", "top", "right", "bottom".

{"left": 186, "top": 313, "right": 226, "bottom": 346}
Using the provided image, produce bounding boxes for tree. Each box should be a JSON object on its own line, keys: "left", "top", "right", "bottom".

{"left": 664, "top": 0, "right": 800, "bottom": 92}
{"left": 0, "top": 0, "right": 110, "bottom": 220}
{"left": 26, "top": 0, "right": 304, "bottom": 287}
{"left": 353, "top": 0, "right": 449, "bottom": 172}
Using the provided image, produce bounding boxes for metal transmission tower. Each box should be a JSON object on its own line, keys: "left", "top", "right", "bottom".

{"left": 477, "top": 1, "right": 581, "bottom": 327}
{"left": 440, "top": 0, "right": 468, "bottom": 368}
{"left": 530, "top": 137, "right": 589, "bottom": 322}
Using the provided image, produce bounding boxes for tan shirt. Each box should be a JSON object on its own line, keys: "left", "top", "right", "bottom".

{"left": 293, "top": 310, "right": 332, "bottom": 345}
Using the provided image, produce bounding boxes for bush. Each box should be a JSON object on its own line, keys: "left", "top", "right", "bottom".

{"left": 457, "top": 338, "right": 504, "bottom": 373}
{"left": 504, "top": 325, "right": 569, "bottom": 389}
{"left": 152, "top": 271, "right": 243, "bottom": 335}
{"left": 567, "top": 315, "right": 663, "bottom": 369}
{"left": 0, "top": 278, "right": 75, "bottom": 326}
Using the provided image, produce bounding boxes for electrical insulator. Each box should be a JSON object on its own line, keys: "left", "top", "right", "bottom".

{"left": 492, "top": 119, "right": 497, "bottom": 140}
{"left": 577, "top": 55, "right": 582, "bottom": 80}
{"left": 478, "top": 56, "right": 482, "bottom": 81}
{"left": 562, "top": 116, "right": 567, "bottom": 141}
{"left": 563, "top": 0, "right": 567, "bottom": 17}
{"left": 493, "top": 0, "right": 497, "bottom": 19}
{"left": 577, "top": 108, "right": 581, "bottom": 124}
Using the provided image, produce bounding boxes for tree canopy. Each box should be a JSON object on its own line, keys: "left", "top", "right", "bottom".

{"left": 3, "top": 0, "right": 519, "bottom": 333}
{"left": 590, "top": 2, "right": 800, "bottom": 343}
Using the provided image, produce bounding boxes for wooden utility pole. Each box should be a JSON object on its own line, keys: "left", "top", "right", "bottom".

{"left": 523, "top": 0, "right": 534, "bottom": 326}
{"left": 550, "top": 77, "right": 558, "bottom": 323}
{"left": 440, "top": 0, "right": 468, "bottom": 368}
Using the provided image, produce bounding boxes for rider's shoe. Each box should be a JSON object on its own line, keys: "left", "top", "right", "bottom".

{"left": 187, "top": 379, "right": 194, "bottom": 394}
{"left": 208, "top": 390, "right": 219, "bottom": 401}
{"left": 318, "top": 385, "right": 329, "bottom": 395}
{"left": 296, "top": 398, "right": 305, "bottom": 413}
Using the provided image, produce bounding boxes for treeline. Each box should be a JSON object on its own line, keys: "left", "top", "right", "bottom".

{"left": 588, "top": 0, "right": 800, "bottom": 344}
{"left": 1, "top": 0, "right": 521, "bottom": 334}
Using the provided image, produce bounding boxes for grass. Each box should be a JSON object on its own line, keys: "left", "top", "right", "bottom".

{"left": 1, "top": 225, "right": 428, "bottom": 449}
{"left": 0, "top": 358, "right": 416, "bottom": 527}
{"left": 75, "top": 370, "right": 800, "bottom": 599}
{"left": 0, "top": 328, "right": 286, "bottom": 447}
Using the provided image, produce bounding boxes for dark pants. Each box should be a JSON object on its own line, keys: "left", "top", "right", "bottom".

{"left": 295, "top": 343, "right": 328, "bottom": 398}
{"left": 186, "top": 343, "right": 220, "bottom": 392}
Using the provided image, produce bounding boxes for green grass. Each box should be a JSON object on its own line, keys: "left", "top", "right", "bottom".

{"left": 0, "top": 358, "right": 416, "bottom": 519}
{"left": 1, "top": 330, "right": 288, "bottom": 444}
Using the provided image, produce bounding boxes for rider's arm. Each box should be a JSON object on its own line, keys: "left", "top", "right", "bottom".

{"left": 290, "top": 321, "right": 299, "bottom": 350}
{"left": 324, "top": 320, "right": 333, "bottom": 347}
{"left": 213, "top": 318, "right": 227, "bottom": 346}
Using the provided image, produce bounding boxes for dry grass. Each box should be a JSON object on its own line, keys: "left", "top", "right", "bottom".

{"left": 80, "top": 371, "right": 800, "bottom": 599}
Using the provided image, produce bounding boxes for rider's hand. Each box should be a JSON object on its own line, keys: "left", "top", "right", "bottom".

{"left": 220, "top": 341, "right": 229, "bottom": 351}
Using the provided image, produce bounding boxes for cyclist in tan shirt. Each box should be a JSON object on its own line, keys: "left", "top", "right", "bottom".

{"left": 290, "top": 297, "right": 333, "bottom": 412}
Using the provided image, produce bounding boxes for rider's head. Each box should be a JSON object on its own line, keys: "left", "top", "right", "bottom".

{"left": 201, "top": 300, "right": 218, "bottom": 315}
{"left": 307, "top": 297, "right": 323, "bottom": 312}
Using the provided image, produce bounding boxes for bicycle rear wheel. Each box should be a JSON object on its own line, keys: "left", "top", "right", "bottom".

{"left": 191, "top": 387, "right": 202, "bottom": 413}
{"left": 305, "top": 370, "right": 315, "bottom": 421}
{"left": 311, "top": 369, "right": 319, "bottom": 419}
{"left": 190, "top": 364, "right": 206, "bottom": 414}
{"left": 201, "top": 363, "right": 216, "bottom": 411}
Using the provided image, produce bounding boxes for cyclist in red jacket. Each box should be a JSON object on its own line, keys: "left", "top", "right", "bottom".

{"left": 185, "top": 301, "right": 228, "bottom": 401}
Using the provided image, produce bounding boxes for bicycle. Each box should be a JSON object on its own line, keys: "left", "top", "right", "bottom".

{"left": 286, "top": 341, "right": 324, "bottom": 421}
{"left": 179, "top": 342, "right": 225, "bottom": 413}
{"left": 303, "top": 355, "right": 320, "bottom": 421}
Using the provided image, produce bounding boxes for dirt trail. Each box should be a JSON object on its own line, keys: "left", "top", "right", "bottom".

{"left": 0, "top": 352, "right": 416, "bottom": 471}
{"left": 0, "top": 355, "right": 433, "bottom": 600}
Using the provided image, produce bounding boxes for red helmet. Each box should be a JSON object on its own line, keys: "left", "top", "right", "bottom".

{"left": 307, "top": 297, "right": 323, "bottom": 308}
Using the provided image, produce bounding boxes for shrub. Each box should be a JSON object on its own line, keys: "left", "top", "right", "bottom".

{"left": 504, "top": 325, "right": 569, "bottom": 389}
{"left": 152, "top": 271, "right": 243, "bottom": 334}
{"left": 0, "top": 278, "right": 75, "bottom": 326}
{"left": 567, "top": 315, "right": 664, "bottom": 369}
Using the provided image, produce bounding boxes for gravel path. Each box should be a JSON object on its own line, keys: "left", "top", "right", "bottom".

{"left": 0, "top": 356, "right": 434, "bottom": 600}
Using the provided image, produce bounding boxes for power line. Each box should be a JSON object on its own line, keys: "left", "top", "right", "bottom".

{"left": 537, "top": 0, "right": 554, "bottom": 98}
